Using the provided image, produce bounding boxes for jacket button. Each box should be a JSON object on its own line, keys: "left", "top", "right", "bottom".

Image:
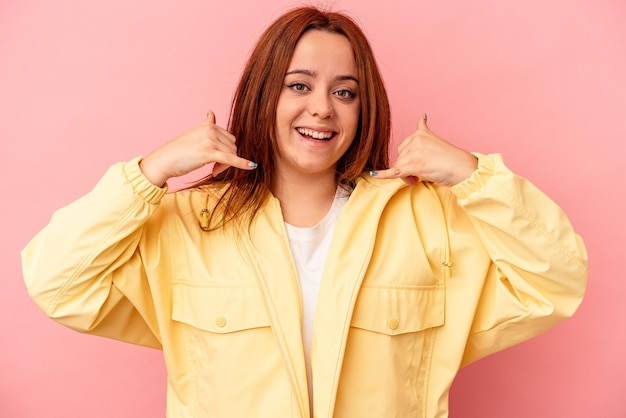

{"left": 387, "top": 318, "right": 399, "bottom": 330}
{"left": 215, "top": 316, "right": 227, "bottom": 328}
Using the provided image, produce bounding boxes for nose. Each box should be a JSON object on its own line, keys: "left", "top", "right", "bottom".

{"left": 307, "top": 91, "right": 334, "bottom": 119}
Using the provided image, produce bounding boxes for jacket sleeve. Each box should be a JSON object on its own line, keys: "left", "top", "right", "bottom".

{"left": 21, "top": 157, "right": 166, "bottom": 349}
{"left": 449, "top": 153, "right": 588, "bottom": 366}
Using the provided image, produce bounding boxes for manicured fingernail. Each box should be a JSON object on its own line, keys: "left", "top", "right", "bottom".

{"left": 249, "top": 162, "right": 258, "bottom": 168}
{"left": 423, "top": 113, "right": 428, "bottom": 122}
{"left": 370, "top": 171, "right": 378, "bottom": 176}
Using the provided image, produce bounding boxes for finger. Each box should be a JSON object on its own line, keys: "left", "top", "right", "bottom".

{"left": 371, "top": 168, "right": 419, "bottom": 186}
{"left": 212, "top": 153, "right": 258, "bottom": 175}
{"left": 212, "top": 162, "right": 226, "bottom": 176}
{"left": 210, "top": 136, "right": 238, "bottom": 154}
{"left": 208, "top": 127, "right": 237, "bottom": 151}
{"left": 206, "top": 110, "right": 216, "bottom": 124}
{"left": 369, "top": 167, "right": 402, "bottom": 180}
{"left": 201, "top": 118, "right": 237, "bottom": 151}
{"left": 215, "top": 128, "right": 238, "bottom": 147}
{"left": 396, "top": 113, "right": 429, "bottom": 156}
{"left": 403, "top": 175, "right": 419, "bottom": 186}
{"left": 417, "top": 113, "right": 428, "bottom": 130}
{"left": 204, "top": 115, "right": 237, "bottom": 147}
{"left": 395, "top": 134, "right": 414, "bottom": 156}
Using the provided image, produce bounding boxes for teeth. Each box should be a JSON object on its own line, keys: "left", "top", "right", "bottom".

{"left": 297, "top": 128, "right": 333, "bottom": 139}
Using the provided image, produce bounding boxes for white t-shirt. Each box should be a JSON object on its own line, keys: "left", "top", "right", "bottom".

{"left": 284, "top": 187, "right": 350, "bottom": 410}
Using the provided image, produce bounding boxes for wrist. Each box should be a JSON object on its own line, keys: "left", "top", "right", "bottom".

{"left": 139, "top": 156, "right": 169, "bottom": 188}
{"left": 124, "top": 157, "right": 169, "bottom": 203}
{"left": 450, "top": 152, "right": 479, "bottom": 186}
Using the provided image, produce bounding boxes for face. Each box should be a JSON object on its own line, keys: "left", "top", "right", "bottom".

{"left": 274, "top": 30, "right": 360, "bottom": 180}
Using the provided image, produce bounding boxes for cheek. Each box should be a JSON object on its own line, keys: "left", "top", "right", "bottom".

{"left": 275, "top": 101, "right": 297, "bottom": 147}
{"left": 346, "top": 104, "right": 361, "bottom": 137}
{"left": 276, "top": 97, "right": 300, "bottom": 126}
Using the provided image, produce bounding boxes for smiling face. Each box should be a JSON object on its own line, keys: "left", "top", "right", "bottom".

{"left": 274, "top": 30, "right": 360, "bottom": 181}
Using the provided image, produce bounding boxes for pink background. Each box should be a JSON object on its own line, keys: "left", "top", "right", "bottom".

{"left": 1, "top": 0, "right": 624, "bottom": 416}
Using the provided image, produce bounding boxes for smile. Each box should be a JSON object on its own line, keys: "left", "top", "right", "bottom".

{"left": 297, "top": 128, "right": 335, "bottom": 141}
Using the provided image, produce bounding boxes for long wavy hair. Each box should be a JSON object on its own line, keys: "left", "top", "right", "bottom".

{"left": 200, "top": 6, "right": 391, "bottom": 230}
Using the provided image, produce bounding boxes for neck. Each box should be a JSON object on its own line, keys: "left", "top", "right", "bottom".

{"left": 272, "top": 169, "right": 338, "bottom": 227}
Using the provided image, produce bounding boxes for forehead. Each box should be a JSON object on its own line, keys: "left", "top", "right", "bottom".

{"left": 288, "top": 30, "right": 357, "bottom": 75}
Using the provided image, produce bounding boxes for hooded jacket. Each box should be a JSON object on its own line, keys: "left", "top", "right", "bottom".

{"left": 22, "top": 154, "right": 587, "bottom": 417}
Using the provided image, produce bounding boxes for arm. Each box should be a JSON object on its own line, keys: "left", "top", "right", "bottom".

{"left": 374, "top": 115, "right": 587, "bottom": 364}
{"left": 22, "top": 158, "right": 167, "bottom": 348}
{"left": 22, "top": 111, "right": 257, "bottom": 347}
{"left": 450, "top": 154, "right": 587, "bottom": 365}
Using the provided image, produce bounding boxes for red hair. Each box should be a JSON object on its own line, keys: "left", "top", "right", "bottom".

{"left": 201, "top": 6, "right": 391, "bottom": 230}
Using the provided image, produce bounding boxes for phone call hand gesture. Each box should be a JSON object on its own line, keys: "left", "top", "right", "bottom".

{"left": 140, "top": 111, "right": 257, "bottom": 187}
{"left": 372, "top": 114, "right": 477, "bottom": 187}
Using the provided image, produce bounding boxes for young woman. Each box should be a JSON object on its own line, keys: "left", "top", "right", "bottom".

{"left": 22, "top": 6, "right": 587, "bottom": 418}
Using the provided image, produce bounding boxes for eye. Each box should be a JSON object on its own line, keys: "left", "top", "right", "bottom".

{"left": 334, "top": 89, "right": 356, "bottom": 99}
{"left": 286, "top": 82, "right": 309, "bottom": 92}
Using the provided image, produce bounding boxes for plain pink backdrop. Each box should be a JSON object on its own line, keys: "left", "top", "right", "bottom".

{"left": 2, "top": 0, "right": 624, "bottom": 416}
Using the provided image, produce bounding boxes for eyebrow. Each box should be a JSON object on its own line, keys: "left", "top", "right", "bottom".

{"left": 285, "top": 69, "right": 359, "bottom": 84}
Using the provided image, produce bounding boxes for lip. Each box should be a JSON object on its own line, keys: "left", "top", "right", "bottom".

{"left": 296, "top": 126, "right": 336, "bottom": 133}
{"left": 295, "top": 126, "right": 337, "bottom": 142}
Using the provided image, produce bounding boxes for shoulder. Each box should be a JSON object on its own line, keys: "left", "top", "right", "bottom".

{"left": 353, "top": 173, "right": 452, "bottom": 206}
{"left": 347, "top": 175, "right": 453, "bottom": 228}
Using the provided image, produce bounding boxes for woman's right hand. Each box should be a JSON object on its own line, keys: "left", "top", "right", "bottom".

{"left": 139, "top": 111, "right": 257, "bottom": 187}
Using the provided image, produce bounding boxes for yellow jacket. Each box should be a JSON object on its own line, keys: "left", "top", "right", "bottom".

{"left": 22, "top": 154, "right": 587, "bottom": 417}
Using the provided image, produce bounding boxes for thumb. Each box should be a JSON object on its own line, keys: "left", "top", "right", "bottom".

{"left": 205, "top": 110, "right": 216, "bottom": 124}
{"left": 417, "top": 113, "right": 428, "bottom": 130}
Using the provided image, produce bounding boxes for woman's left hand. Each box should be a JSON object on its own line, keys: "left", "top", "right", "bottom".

{"left": 372, "top": 114, "right": 478, "bottom": 187}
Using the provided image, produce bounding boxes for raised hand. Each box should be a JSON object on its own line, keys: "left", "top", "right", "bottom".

{"left": 371, "top": 114, "right": 477, "bottom": 187}
{"left": 139, "top": 111, "right": 257, "bottom": 187}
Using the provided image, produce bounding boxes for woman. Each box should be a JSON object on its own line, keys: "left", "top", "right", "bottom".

{"left": 22, "top": 6, "right": 587, "bottom": 418}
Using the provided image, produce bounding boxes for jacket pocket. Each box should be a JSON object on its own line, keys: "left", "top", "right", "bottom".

{"left": 171, "top": 282, "right": 270, "bottom": 333}
{"left": 335, "top": 284, "right": 445, "bottom": 418}
{"left": 169, "top": 282, "right": 293, "bottom": 417}
{"left": 350, "top": 284, "right": 445, "bottom": 335}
